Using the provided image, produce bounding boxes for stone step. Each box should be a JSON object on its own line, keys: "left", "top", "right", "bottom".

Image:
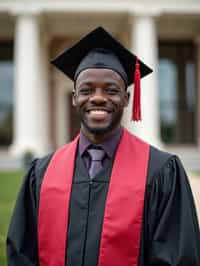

{"left": 0, "top": 148, "right": 200, "bottom": 171}
{"left": 166, "top": 148, "right": 200, "bottom": 172}
{"left": 0, "top": 150, "right": 22, "bottom": 170}
{"left": 188, "top": 176, "right": 200, "bottom": 224}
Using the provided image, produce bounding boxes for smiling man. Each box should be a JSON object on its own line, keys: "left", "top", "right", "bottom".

{"left": 7, "top": 27, "right": 200, "bottom": 266}
{"left": 74, "top": 67, "right": 129, "bottom": 142}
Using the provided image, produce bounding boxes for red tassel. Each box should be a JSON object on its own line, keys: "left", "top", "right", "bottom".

{"left": 132, "top": 57, "right": 141, "bottom": 121}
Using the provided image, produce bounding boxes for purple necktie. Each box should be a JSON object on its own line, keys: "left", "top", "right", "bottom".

{"left": 87, "top": 148, "right": 105, "bottom": 179}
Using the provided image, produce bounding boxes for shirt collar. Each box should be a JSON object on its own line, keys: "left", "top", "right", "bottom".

{"left": 79, "top": 127, "right": 123, "bottom": 159}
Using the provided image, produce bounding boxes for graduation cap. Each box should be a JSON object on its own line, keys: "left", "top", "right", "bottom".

{"left": 51, "top": 26, "right": 153, "bottom": 121}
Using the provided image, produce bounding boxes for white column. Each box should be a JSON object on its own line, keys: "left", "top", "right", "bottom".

{"left": 123, "top": 15, "right": 161, "bottom": 147}
{"left": 10, "top": 13, "right": 52, "bottom": 157}
{"left": 195, "top": 37, "right": 200, "bottom": 148}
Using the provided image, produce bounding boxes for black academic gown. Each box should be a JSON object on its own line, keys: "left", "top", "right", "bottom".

{"left": 6, "top": 146, "right": 200, "bottom": 266}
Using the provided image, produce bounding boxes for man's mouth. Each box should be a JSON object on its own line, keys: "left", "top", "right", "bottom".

{"left": 86, "top": 109, "right": 111, "bottom": 120}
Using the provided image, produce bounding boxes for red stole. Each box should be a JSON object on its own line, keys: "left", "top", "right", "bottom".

{"left": 38, "top": 128, "right": 149, "bottom": 266}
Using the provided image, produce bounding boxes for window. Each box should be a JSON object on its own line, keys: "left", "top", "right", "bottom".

{"left": 158, "top": 42, "right": 197, "bottom": 144}
{"left": 0, "top": 42, "right": 13, "bottom": 146}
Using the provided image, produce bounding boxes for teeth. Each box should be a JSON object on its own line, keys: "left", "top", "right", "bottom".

{"left": 90, "top": 110, "right": 107, "bottom": 115}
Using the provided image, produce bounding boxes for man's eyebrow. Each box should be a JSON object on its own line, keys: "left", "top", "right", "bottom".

{"left": 104, "top": 81, "right": 120, "bottom": 87}
{"left": 76, "top": 81, "right": 93, "bottom": 87}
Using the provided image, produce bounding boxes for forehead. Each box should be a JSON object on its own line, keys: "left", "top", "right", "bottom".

{"left": 75, "top": 68, "right": 126, "bottom": 87}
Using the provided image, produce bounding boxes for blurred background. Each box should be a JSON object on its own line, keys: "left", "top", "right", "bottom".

{"left": 0, "top": 0, "right": 200, "bottom": 265}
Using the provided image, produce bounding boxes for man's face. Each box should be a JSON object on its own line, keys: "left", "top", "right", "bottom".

{"left": 73, "top": 68, "right": 129, "bottom": 139}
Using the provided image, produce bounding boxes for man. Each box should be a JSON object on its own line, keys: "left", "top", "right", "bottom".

{"left": 7, "top": 27, "right": 200, "bottom": 266}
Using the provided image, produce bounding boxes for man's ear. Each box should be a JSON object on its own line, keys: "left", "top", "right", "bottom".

{"left": 125, "top": 91, "right": 130, "bottom": 107}
{"left": 72, "top": 89, "right": 76, "bottom": 107}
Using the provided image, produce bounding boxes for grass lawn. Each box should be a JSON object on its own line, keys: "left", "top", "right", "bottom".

{"left": 0, "top": 171, "right": 24, "bottom": 266}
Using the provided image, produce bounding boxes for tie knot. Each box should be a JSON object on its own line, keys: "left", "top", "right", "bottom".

{"left": 87, "top": 147, "right": 105, "bottom": 161}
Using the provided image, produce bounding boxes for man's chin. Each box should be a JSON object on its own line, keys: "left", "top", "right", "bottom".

{"left": 85, "top": 126, "right": 110, "bottom": 135}
{"left": 83, "top": 121, "right": 113, "bottom": 135}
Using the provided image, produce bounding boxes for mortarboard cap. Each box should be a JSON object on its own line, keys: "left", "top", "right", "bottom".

{"left": 51, "top": 26, "right": 153, "bottom": 121}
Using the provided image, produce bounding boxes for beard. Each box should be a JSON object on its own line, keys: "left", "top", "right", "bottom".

{"left": 78, "top": 109, "right": 124, "bottom": 136}
{"left": 82, "top": 120, "right": 115, "bottom": 135}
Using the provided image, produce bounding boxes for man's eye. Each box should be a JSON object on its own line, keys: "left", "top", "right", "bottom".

{"left": 79, "top": 88, "right": 92, "bottom": 95}
{"left": 106, "top": 88, "right": 120, "bottom": 95}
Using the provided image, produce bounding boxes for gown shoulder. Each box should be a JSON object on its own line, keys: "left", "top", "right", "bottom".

{"left": 142, "top": 146, "right": 200, "bottom": 265}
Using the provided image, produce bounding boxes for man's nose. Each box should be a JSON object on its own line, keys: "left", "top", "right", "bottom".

{"left": 89, "top": 89, "right": 107, "bottom": 104}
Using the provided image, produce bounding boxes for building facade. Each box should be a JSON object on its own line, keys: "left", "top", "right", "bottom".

{"left": 0, "top": 0, "right": 200, "bottom": 171}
